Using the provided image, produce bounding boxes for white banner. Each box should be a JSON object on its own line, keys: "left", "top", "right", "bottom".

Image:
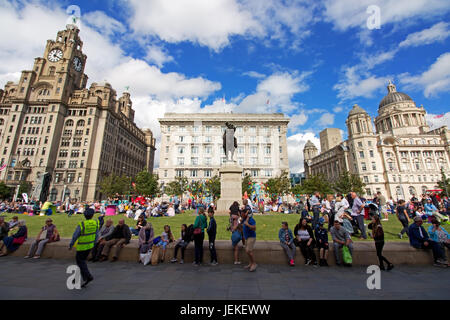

{"left": 22, "top": 193, "right": 29, "bottom": 203}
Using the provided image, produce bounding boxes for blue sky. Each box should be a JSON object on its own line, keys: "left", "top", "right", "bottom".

{"left": 1, "top": 0, "right": 449, "bottom": 172}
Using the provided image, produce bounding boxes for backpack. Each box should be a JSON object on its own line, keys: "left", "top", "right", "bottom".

{"left": 186, "top": 224, "right": 195, "bottom": 242}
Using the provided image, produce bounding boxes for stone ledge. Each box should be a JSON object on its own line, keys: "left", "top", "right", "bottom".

{"left": 9, "top": 239, "right": 449, "bottom": 266}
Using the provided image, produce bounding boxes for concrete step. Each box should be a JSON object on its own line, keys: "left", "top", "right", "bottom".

{"left": 9, "top": 238, "right": 448, "bottom": 266}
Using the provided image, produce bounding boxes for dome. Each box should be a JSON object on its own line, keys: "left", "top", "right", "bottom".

{"left": 379, "top": 81, "right": 413, "bottom": 109}
{"left": 304, "top": 140, "right": 316, "bottom": 148}
{"left": 348, "top": 104, "right": 367, "bottom": 116}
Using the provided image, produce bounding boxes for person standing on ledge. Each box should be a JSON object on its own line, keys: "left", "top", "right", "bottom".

{"left": 69, "top": 208, "right": 99, "bottom": 288}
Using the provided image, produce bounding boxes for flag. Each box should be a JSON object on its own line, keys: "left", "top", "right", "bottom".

{"left": 434, "top": 114, "right": 444, "bottom": 119}
{"left": 266, "top": 99, "right": 270, "bottom": 105}
{"left": 0, "top": 163, "right": 6, "bottom": 171}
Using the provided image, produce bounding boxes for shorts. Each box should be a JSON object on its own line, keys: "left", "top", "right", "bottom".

{"left": 245, "top": 237, "right": 256, "bottom": 253}
{"left": 231, "top": 230, "right": 242, "bottom": 247}
{"left": 317, "top": 242, "right": 329, "bottom": 250}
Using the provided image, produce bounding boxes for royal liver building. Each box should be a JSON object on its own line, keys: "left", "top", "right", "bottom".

{"left": 304, "top": 81, "right": 450, "bottom": 199}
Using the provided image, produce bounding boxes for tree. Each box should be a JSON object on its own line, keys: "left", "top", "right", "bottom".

{"left": 0, "top": 182, "right": 12, "bottom": 200}
{"left": 99, "top": 173, "right": 132, "bottom": 198}
{"left": 437, "top": 167, "right": 450, "bottom": 197}
{"left": 164, "top": 177, "right": 188, "bottom": 197}
{"left": 333, "top": 171, "right": 366, "bottom": 195}
{"left": 242, "top": 174, "right": 253, "bottom": 196}
{"left": 291, "top": 184, "right": 303, "bottom": 196}
{"left": 134, "top": 170, "right": 159, "bottom": 197}
{"left": 299, "top": 174, "right": 333, "bottom": 195}
{"left": 205, "top": 175, "right": 221, "bottom": 200}
{"left": 265, "top": 170, "right": 291, "bottom": 198}
{"left": 18, "top": 181, "right": 32, "bottom": 196}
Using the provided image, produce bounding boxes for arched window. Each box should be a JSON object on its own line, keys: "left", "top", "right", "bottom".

{"left": 76, "top": 120, "right": 85, "bottom": 127}
{"left": 408, "top": 186, "right": 416, "bottom": 196}
{"left": 65, "top": 119, "right": 74, "bottom": 127}
{"left": 49, "top": 188, "right": 58, "bottom": 201}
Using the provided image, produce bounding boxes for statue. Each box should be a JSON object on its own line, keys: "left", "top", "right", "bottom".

{"left": 222, "top": 122, "right": 237, "bottom": 162}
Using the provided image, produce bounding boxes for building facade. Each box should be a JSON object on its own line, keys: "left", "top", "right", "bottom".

{"left": 0, "top": 24, "right": 156, "bottom": 201}
{"left": 304, "top": 82, "right": 450, "bottom": 200}
{"left": 158, "top": 113, "right": 290, "bottom": 186}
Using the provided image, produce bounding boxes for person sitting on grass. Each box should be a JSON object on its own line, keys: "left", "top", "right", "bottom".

{"left": 279, "top": 221, "right": 296, "bottom": 266}
{"left": 409, "top": 216, "right": 447, "bottom": 267}
{"left": 330, "top": 220, "right": 353, "bottom": 267}
{"left": 171, "top": 224, "right": 192, "bottom": 264}
{"left": 315, "top": 218, "right": 329, "bottom": 266}
{"left": 428, "top": 219, "right": 450, "bottom": 266}
{"left": 0, "top": 220, "right": 27, "bottom": 257}
{"left": 294, "top": 218, "right": 317, "bottom": 266}
{"left": 130, "top": 215, "right": 147, "bottom": 236}
{"left": 156, "top": 225, "right": 174, "bottom": 263}
{"left": 99, "top": 219, "right": 131, "bottom": 262}
{"left": 24, "top": 218, "right": 60, "bottom": 259}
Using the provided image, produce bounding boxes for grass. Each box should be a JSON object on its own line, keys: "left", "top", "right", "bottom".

{"left": 3, "top": 210, "right": 443, "bottom": 242}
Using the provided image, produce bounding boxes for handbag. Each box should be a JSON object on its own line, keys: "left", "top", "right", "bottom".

{"left": 342, "top": 245, "right": 353, "bottom": 265}
{"left": 151, "top": 244, "right": 161, "bottom": 265}
{"left": 38, "top": 229, "right": 48, "bottom": 240}
{"left": 193, "top": 228, "right": 202, "bottom": 235}
{"left": 152, "top": 236, "right": 161, "bottom": 245}
{"left": 13, "top": 236, "right": 26, "bottom": 245}
{"left": 140, "top": 249, "right": 152, "bottom": 266}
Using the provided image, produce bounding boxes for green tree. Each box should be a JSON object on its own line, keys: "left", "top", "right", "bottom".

{"left": 18, "top": 181, "right": 32, "bottom": 196}
{"left": 291, "top": 184, "right": 303, "bottom": 196}
{"left": 99, "top": 173, "right": 131, "bottom": 198}
{"left": 265, "top": 170, "right": 291, "bottom": 197}
{"left": 134, "top": 170, "right": 159, "bottom": 197}
{"left": 437, "top": 167, "right": 450, "bottom": 197}
{"left": 333, "top": 171, "right": 366, "bottom": 195}
{"left": 242, "top": 174, "right": 253, "bottom": 196}
{"left": 0, "top": 182, "right": 12, "bottom": 200}
{"left": 206, "top": 175, "right": 221, "bottom": 200}
{"left": 164, "top": 177, "right": 188, "bottom": 197}
{"left": 299, "top": 174, "right": 333, "bottom": 195}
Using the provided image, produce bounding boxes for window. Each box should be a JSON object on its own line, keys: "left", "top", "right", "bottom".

{"left": 80, "top": 160, "right": 84, "bottom": 168}
{"left": 166, "top": 146, "right": 169, "bottom": 153}
{"left": 363, "top": 176, "right": 369, "bottom": 183}
{"left": 374, "top": 175, "right": 379, "bottom": 182}
{"left": 205, "top": 136, "right": 212, "bottom": 143}
{"left": 265, "top": 169, "right": 272, "bottom": 177}
{"left": 67, "top": 172, "right": 75, "bottom": 182}
{"left": 175, "top": 170, "right": 183, "bottom": 177}
{"left": 388, "top": 161, "right": 395, "bottom": 171}
{"left": 264, "top": 146, "right": 271, "bottom": 155}
{"left": 279, "top": 146, "right": 282, "bottom": 154}
{"left": 264, "top": 157, "right": 271, "bottom": 165}
{"left": 205, "top": 158, "right": 212, "bottom": 166}
{"left": 358, "top": 142, "right": 363, "bottom": 147}
{"left": 177, "top": 157, "right": 184, "bottom": 166}
{"left": 238, "top": 158, "right": 244, "bottom": 166}
{"left": 250, "top": 146, "right": 257, "bottom": 154}
{"left": 78, "top": 173, "right": 82, "bottom": 183}
{"left": 164, "top": 170, "right": 168, "bottom": 178}
{"left": 369, "top": 150, "right": 374, "bottom": 158}
{"left": 371, "top": 162, "right": 376, "bottom": 170}
{"left": 42, "top": 148, "right": 46, "bottom": 155}
{"left": 190, "top": 170, "right": 198, "bottom": 177}
{"left": 250, "top": 136, "right": 256, "bottom": 143}
{"left": 204, "top": 170, "right": 212, "bottom": 178}
{"left": 251, "top": 157, "right": 257, "bottom": 165}
{"left": 68, "top": 161, "right": 77, "bottom": 169}
{"left": 251, "top": 169, "right": 258, "bottom": 177}
{"left": 359, "top": 151, "right": 364, "bottom": 158}
{"left": 238, "top": 147, "right": 244, "bottom": 154}
{"left": 57, "top": 160, "right": 66, "bottom": 168}
{"left": 59, "top": 149, "right": 68, "bottom": 157}
{"left": 191, "top": 146, "right": 198, "bottom": 154}
{"left": 191, "top": 157, "right": 198, "bottom": 165}
{"left": 179, "top": 136, "right": 184, "bottom": 142}
{"left": 178, "top": 147, "right": 184, "bottom": 154}
{"left": 368, "top": 141, "right": 372, "bottom": 147}
{"left": 249, "top": 126, "right": 256, "bottom": 134}
{"left": 204, "top": 146, "right": 212, "bottom": 154}
{"left": 71, "top": 150, "right": 80, "bottom": 157}
{"left": 54, "top": 173, "right": 61, "bottom": 183}
{"left": 361, "top": 162, "right": 367, "bottom": 171}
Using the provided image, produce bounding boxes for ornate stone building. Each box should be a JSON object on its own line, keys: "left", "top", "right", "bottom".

{"left": 0, "top": 24, "right": 156, "bottom": 201}
{"left": 304, "top": 82, "right": 450, "bottom": 199}
{"left": 158, "top": 113, "right": 290, "bottom": 186}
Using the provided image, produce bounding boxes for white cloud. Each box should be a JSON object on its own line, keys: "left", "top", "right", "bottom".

{"left": 360, "top": 49, "right": 398, "bottom": 70}
{"left": 425, "top": 112, "right": 450, "bottom": 130}
{"left": 333, "top": 106, "right": 343, "bottom": 113}
{"left": 323, "top": 0, "right": 450, "bottom": 32}
{"left": 399, "top": 22, "right": 450, "bottom": 48}
{"left": 334, "top": 66, "right": 389, "bottom": 100}
{"left": 127, "top": 0, "right": 318, "bottom": 51}
{"left": 83, "top": 10, "right": 126, "bottom": 36}
{"left": 399, "top": 52, "right": 450, "bottom": 97}
{"left": 287, "top": 132, "right": 320, "bottom": 173}
{"left": 288, "top": 112, "right": 308, "bottom": 129}
{"left": 316, "top": 113, "right": 335, "bottom": 127}
{"left": 144, "top": 45, "right": 174, "bottom": 68}
{"left": 243, "top": 71, "right": 266, "bottom": 79}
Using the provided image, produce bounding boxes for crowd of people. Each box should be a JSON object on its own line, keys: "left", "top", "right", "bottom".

{"left": 0, "top": 190, "right": 449, "bottom": 285}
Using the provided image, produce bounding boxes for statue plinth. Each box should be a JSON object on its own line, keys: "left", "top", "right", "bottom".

{"left": 217, "top": 161, "right": 243, "bottom": 213}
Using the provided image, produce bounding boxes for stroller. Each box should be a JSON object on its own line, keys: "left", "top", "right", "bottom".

{"left": 368, "top": 203, "right": 379, "bottom": 218}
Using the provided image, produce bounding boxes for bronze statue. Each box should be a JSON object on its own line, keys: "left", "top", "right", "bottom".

{"left": 222, "top": 122, "right": 237, "bottom": 162}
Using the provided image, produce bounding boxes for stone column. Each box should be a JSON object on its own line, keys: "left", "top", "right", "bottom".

{"left": 216, "top": 161, "right": 243, "bottom": 213}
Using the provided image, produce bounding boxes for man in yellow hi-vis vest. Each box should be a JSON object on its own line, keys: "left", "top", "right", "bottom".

{"left": 69, "top": 208, "right": 99, "bottom": 288}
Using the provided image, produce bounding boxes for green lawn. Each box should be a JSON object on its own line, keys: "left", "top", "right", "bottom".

{"left": 2, "top": 210, "right": 439, "bottom": 242}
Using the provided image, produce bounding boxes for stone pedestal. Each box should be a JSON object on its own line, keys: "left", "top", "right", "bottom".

{"left": 217, "top": 161, "right": 243, "bottom": 213}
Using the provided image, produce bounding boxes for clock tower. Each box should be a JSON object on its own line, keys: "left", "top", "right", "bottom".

{"left": 32, "top": 23, "right": 88, "bottom": 103}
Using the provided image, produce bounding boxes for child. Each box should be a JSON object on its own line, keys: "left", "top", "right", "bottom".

{"left": 207, "top": 206, "right": 218, "bottom": 265}
{"left": 156, "top": 225, "right": 174, "bottom": 262}
{"left": 171, "top": 224, "right": 190, "bottom": 264}
{"left": 315, "top": 218, "right": 329, "bottom": 266}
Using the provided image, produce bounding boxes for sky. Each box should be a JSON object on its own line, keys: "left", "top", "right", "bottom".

{"left": 0, "top": 0, "right": 449, "bottom": 173}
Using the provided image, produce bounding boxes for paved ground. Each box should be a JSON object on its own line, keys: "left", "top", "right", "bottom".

{"left": 0, "top": 257, "right": 449, "bottom": 300}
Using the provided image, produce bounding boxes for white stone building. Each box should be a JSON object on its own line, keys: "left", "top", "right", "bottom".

{"left": 158, "top": 113, "right": 290, "bottom": 186}
{"left": 304, "top": 82, "right": 450, "bottom": 199}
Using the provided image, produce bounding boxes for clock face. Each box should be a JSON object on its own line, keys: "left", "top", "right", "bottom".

{"left": 73, "top": 57, "right": 83, "bottom": 72}
{"left": 48, "top": 49, "right": 63, "bottom": 62}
